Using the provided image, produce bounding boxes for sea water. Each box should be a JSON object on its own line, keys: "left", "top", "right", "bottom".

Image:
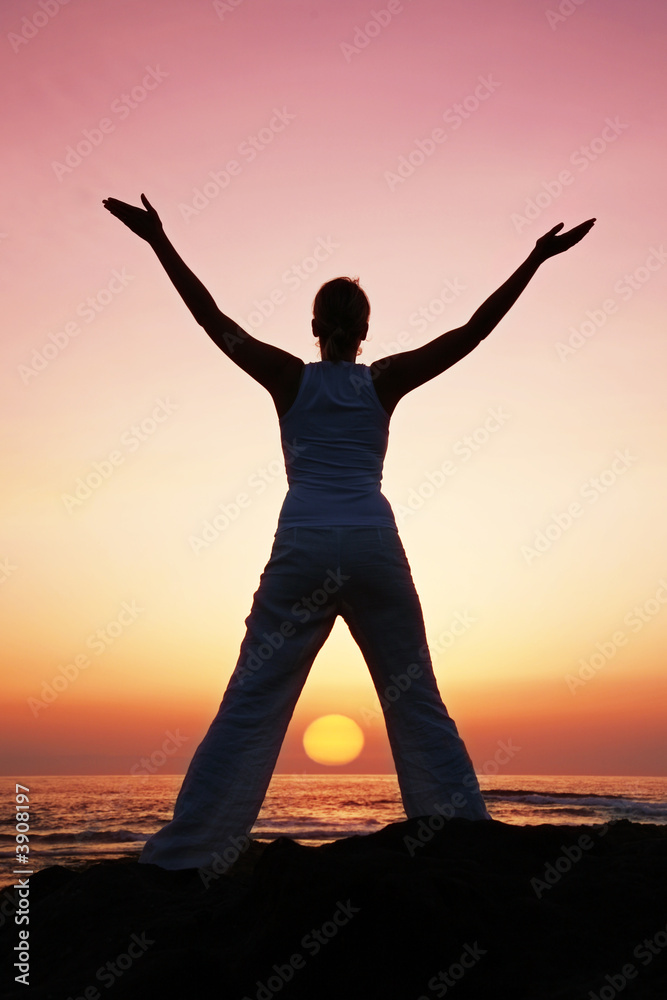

{"left": 1, "top": 773, "right": 665, "bottom": 875}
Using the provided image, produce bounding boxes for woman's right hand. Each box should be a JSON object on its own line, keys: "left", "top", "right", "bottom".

{"left": 534, "top": 218, "right": 596, "bottom": 260}
{"left": 102, "top": 193, "right": 164, "bottom": 244}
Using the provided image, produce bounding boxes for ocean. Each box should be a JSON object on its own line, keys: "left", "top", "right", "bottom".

{"left": 1, "top": 773, "right": 665, "bottom": 876}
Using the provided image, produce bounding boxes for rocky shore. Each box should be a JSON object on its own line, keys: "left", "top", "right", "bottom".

{"left": 1, "top": 817, "right": 666, "bottom": 999}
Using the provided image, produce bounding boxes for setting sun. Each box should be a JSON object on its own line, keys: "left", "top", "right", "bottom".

{"left": 302, "top": 715, "right": 365, "bottom": 766}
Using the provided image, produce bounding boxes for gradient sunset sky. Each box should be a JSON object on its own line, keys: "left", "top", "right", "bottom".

{"left": 2, "top": 0, "right": 666, "bottom": 778}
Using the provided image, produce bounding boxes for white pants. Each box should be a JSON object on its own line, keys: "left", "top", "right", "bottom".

{"left": 139, "top": 526, "right": 490, "bottom": 869}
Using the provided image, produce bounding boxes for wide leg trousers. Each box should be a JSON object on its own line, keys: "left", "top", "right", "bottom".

{"left": 139, "top": 526, "right": 490, "bottom": 869}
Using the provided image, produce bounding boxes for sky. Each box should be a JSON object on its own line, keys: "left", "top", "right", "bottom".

{"left": 1, "top": 0, "right": 666, "bottom": 779}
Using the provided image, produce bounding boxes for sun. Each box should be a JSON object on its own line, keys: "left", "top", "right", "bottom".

{"left": 302, "top": 714, "right": 365, "bottom": 766}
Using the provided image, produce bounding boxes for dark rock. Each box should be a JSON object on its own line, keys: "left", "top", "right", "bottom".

{"left": 1, "top": 818, "right": 666, "bottom": 999}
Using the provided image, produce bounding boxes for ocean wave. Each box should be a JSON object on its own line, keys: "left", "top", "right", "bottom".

{"left": 336, "top": 799, "right": 398, "bottom": 807}
{"left": 485, "top": 790, "right": 667, "bottom": 814}
{"left": 0, "top": 829, "right": 148, "bottom": 844}
{"left": 486, "top": 789, "right": 626, "bottom": 800}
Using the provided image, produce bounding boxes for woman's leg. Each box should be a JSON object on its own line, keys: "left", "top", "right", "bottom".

{"left": 139, "top": 527, "right": 340, "bottom": 870}
{"left": 339, "top": 527, "right": 491, "bottom": 822}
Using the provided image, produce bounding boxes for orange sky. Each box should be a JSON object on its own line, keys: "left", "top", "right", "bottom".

{"left": 2, "top": 0, "right": 666, "bottom": 777}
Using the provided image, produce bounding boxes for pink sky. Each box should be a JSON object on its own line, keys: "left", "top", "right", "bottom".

{"left": 1, "top": 0, "right": 666, "bottom": 777}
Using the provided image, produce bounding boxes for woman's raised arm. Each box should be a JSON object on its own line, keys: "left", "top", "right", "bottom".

{"left": 102, "top": 194, "right": 303, "bottom": 404}
{"left": 371, "top": 219, "right": 596, "bottom": 414}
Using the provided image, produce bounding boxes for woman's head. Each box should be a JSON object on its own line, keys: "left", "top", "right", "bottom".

{"left": 312, "top": 277, "right": 370, "bottom": 363}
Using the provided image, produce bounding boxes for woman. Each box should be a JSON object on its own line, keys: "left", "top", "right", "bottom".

{"left": 103, "top": 194, "right": 594, "bottom": 870}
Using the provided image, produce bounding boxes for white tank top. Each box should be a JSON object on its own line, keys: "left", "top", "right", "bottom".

{"left": 276, "top": 361, "right": 397, "bottom": 528}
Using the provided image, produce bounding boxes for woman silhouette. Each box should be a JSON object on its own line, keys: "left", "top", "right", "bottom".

{"left": 103, "top": 194, "right": 594, "bottom": 869}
